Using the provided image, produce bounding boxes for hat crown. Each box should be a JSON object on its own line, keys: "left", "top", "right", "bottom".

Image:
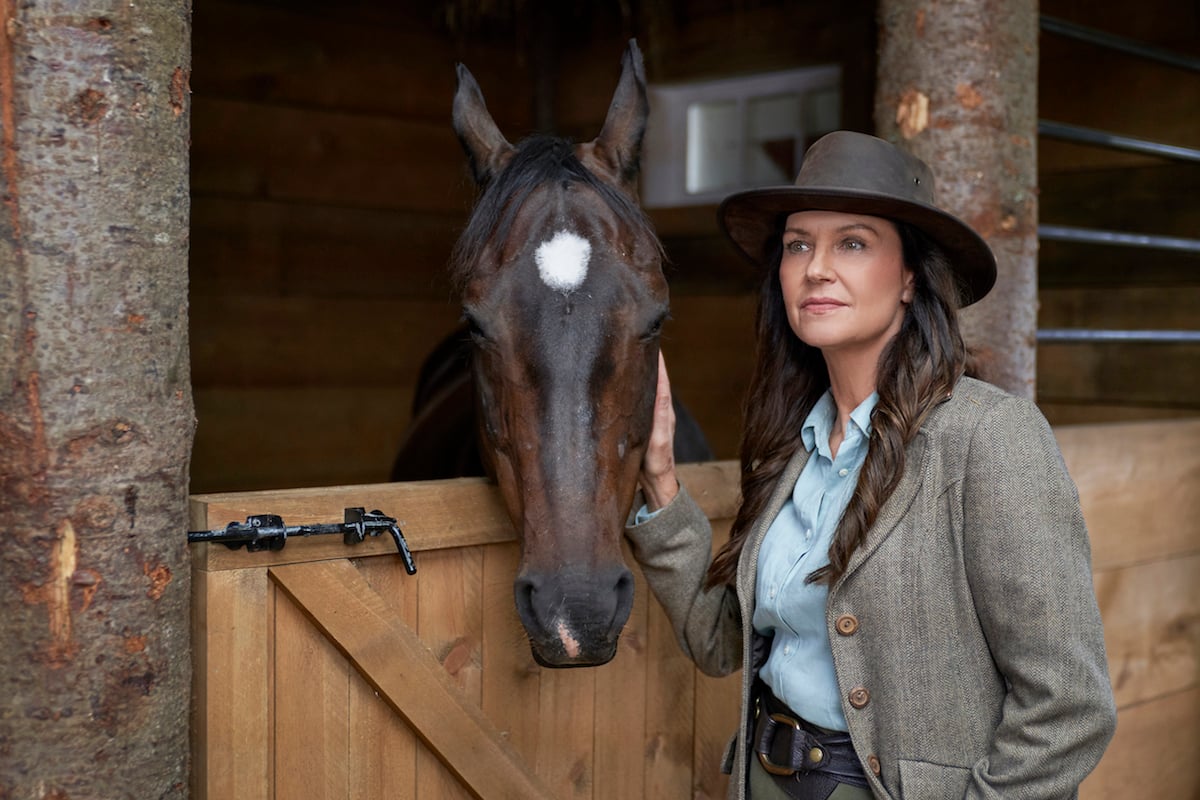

{"left": 794, "top": 131, "right": 937, "bottom": 208}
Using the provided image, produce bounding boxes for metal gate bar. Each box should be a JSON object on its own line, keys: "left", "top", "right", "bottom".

{"left": 1037, "top": 14, "right": 1198, "bottom": 347}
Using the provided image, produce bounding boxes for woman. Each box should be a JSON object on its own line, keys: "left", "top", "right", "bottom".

{"left": 628, "top": 131, "right": 1115, "bottom": 800}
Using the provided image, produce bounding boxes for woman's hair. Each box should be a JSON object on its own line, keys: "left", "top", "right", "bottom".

{"left": 706, "top": 220, "right": 968, "bottom": 588}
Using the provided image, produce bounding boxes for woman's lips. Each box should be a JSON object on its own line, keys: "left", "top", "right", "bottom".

{"left": 800, "top": 297, "right": 846, "bottom": 313}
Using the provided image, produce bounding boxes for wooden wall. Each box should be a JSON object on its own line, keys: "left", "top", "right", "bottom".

{"left": 188, "top": 0, "right": 1197, "bottom": 494}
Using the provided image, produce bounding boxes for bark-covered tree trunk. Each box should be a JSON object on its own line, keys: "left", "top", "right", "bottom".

{"left": 0, "top": 1, "right": 192, "bottom": 797}
{"left": 875, "top": 0, "right": 1039, "bottom": 398}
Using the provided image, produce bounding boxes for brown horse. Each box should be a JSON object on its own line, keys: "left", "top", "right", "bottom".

{"left": 447, "top": 41, "right": 676, "bottom": 667}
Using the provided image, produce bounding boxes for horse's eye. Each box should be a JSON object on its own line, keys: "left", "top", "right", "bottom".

{"left": 641, "top": 311, "right": 668, "bottom": 341}
{"left": 463, "top": 311, "right": 491, "bottom": 344}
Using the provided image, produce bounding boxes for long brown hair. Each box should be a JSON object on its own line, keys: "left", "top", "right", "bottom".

{"left": 706, "top": 222, "right": 968, "bottom": 588}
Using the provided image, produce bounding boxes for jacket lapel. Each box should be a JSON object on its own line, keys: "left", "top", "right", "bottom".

{"left": 835, "top": 431, "right": 929, "bottom": 589}
{"left": 736, "top": 447, "right": 812, "bottom": 605}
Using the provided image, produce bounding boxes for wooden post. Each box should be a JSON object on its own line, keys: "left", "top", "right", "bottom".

{"left": 0, "top": 1, "right": 193, "bottom": 796}
{"left": 874, "top": 0, "right": 1039, "bottom": 397}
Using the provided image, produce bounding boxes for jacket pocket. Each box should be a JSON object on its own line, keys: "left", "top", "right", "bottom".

{"left": 898, "top": 759, "right": 971, "bottom": 799}
{"left": 720, "top": 732, "right": 737, "bottom": 775}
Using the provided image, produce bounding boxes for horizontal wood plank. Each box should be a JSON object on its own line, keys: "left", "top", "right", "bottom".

{"left": 1038, "top": 342, "right": 1200, "bottom": 408}
{"left": 191, "top": 387, "right": 413, "bottom": 493}
{"left": 1056, "top": 418, "right": 1200, "bottom": 568}
{"left": 1080, "top": 687, "right": 1200, "bottom": 800}
{"left": 191, "top": 97, "right": 471, "bottom": 213}
{"left": 1039, "top": 402, "right": 1199, "bottom": 427}
{"left": 1039, "top": 285, "right": 1200, "bottom": 330}
{"left": 193, "top": 1, "right": 533, "bottom": 129}
{"left": 1095, "top": 552, "right": 1200, "bottom": 709}
{"left": 1039, "top": 163, "right": 1200, "bottom": 234}
{"left": 190, "top": 460, "right": 742, "bottom": 571}
{"left": 189, "top": 196, "right": 465, "bottom": 299}
{"left": 1038, "top": 240, "right": 1200, "bottom": 289}
{"left": 190, "top": 295, "right": 461, "bottom": 388}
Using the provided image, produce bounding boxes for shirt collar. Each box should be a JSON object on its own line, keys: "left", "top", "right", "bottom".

{"left": 801, "top": 390, "right": 879, "bottom": 459}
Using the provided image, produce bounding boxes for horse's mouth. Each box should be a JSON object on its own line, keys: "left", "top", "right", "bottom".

{"left": 528, "top": 638, "right": 620, "bottom": 669}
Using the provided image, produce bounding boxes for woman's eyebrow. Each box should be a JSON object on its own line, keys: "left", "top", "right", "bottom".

{"left": 783, "top": 222, "right": 880, "bottom": 236}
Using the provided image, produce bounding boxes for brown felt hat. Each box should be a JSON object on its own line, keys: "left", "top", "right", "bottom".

{"left": 718, "top": 130, "right": 997, "bottom": 307}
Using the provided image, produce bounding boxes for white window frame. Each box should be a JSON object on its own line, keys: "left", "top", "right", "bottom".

{"left": 640, "top": 65, "right": 842, "bottom": 208}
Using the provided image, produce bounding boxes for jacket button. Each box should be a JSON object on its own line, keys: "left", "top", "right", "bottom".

{"left": 867, "top": 754, "right": 881, "bottom": 775}
{"left": 835, "top": 613, "right": 859, "bottom": 636}
{"left": 848, "top": 687, "right": 870, "bottom": 709}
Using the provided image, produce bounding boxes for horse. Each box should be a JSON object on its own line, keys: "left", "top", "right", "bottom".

{"left": 405, "top": 40, "right": 708, "bottom": 668}
{"left": 390, "top": 322, "right": 711, "bottom": 483}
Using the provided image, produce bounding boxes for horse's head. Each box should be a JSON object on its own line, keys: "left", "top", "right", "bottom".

{"left": 451, "top": 41, "right": 666, "bottom": 667}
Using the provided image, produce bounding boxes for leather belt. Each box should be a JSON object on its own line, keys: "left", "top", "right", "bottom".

{"left": 753, "top": 683, "right": 868, "bottom": 790}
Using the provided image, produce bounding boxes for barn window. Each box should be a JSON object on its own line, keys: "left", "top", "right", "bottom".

{"left": 642, "top": 65, "right": 841, "bottom": 207}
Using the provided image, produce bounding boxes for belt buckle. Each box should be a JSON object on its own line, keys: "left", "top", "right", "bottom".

{"left": 756, "top": 703, "right": 828, "bottom": 777}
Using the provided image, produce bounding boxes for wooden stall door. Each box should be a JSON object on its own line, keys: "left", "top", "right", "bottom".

{"left": 190, "top": 464, "right": 742, "bottom": 800}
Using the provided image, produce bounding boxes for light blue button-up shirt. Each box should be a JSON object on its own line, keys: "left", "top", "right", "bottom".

{"left": 753, "top": 389, "right": 877, "bottom": 732}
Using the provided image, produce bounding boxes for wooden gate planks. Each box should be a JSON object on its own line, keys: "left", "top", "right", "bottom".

{"left": 269, "top": 559, "right": 556, "bottom": 800}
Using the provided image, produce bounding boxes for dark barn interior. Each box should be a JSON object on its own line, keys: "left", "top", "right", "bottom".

{"left": 187, "top": 0, "right": 1199, "bottom": 494}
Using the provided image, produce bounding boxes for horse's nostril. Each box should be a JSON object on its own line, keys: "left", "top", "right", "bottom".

{"left": 611, "top": 568, "right": 635, "bottom": 629}
{"left": 513, "top": 574, "right": 538, "bottom": 621}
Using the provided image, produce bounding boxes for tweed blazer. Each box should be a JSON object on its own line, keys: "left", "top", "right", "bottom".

{"left": 626, "top": 377, "right": 1116, "bottom": 800}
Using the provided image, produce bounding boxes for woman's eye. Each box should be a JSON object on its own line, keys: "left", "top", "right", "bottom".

{"left": 841, "top": 237, "right": 866, "bottom": 251}
{"left": 785, "top": 240, "right": 809, "bottom": 254}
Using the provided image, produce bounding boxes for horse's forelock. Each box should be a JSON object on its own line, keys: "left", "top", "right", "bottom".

{"left": 450, "top": 135, "right": 662, "bottom": 295}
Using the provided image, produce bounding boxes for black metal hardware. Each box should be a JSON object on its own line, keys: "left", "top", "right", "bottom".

{"left": 188, "top": 507, "right": 417, "bottom": 574}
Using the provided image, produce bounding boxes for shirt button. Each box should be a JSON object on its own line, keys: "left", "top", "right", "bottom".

{"left": 805, "top": 529, "right": 813, "bottom": 540}
{"left": 848, "top": 686, "right": 871, "bottom": 709}
{"left": 838, "top": 468, "right": 849, "bottom": 477}
{"left": 867, "top": 754, "right": 881, "bottom": 775}
{"left": 835, "top": 614, "right": 860, "bottom": 636}
{"left": 784, "top": 645, "right": 792, "bottom": 655}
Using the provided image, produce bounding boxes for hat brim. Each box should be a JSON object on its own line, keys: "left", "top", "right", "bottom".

{"left": 718, "top": 186, "right": 997, "bottom": 307}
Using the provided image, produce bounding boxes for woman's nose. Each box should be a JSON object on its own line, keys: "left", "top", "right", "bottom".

{"left": 805, "top": 246, "right": 834, "bottom": 282}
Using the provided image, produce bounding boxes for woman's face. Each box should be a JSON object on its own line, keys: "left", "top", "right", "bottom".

{"left": 778, "top": 210, "right": 914, "bottom": 359}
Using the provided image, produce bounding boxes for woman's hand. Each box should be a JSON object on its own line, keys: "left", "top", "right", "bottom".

{"left": 640, "top": 350, "right": 679, "bottom": 511}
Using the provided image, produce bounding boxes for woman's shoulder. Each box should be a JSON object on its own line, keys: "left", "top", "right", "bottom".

{"left": 924, "top": 376, "right": 1051, "bottom": 441}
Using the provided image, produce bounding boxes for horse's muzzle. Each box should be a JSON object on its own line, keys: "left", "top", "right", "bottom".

{"left": 513, "top": 565, "right": 635, "bottom": 668}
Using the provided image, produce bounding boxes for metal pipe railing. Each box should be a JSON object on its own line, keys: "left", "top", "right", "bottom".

{"left": 1040, "top": 15, "right": 1200, "bottom": 73}
{"left": 1038, "top": 329, "right": 1200, "bottom": 344}
{"left": 1038, "top": 120, "right": 1200, "bottom": 163}
{"left": 1039, "top": 225, "right": 1200, "bottom": 254}
{"left": 1037, "top": 16, "right": 1199, "bottom": 350}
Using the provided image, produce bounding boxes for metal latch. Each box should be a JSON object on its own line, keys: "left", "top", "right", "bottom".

{"left": 188, "top": 507, "right": 416, "bottom": 574}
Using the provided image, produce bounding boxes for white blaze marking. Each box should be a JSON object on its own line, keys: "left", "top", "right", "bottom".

{"left": 536, "top": 230, "right": 591, "bottom": 293}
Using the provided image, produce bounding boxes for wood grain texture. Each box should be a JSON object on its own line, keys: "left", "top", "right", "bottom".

{"left": 269, "top": 560, "right": 556, "bottom": 800}
{"left": 190, "top": 568, "right": 271, "bottom": 800}
{"left": 1080, "top": 687, "right": 1200, "bottom": 800}
{"left": 1055, "top": 418, "right": 1200, "bottom": 568}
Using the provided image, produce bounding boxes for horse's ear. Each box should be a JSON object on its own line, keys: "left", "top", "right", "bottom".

{"left": 452, "top": 63, "right": 516, "bottom": 186}
{"left": 583, "top": 39, "right": 649, "bottom": 194}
